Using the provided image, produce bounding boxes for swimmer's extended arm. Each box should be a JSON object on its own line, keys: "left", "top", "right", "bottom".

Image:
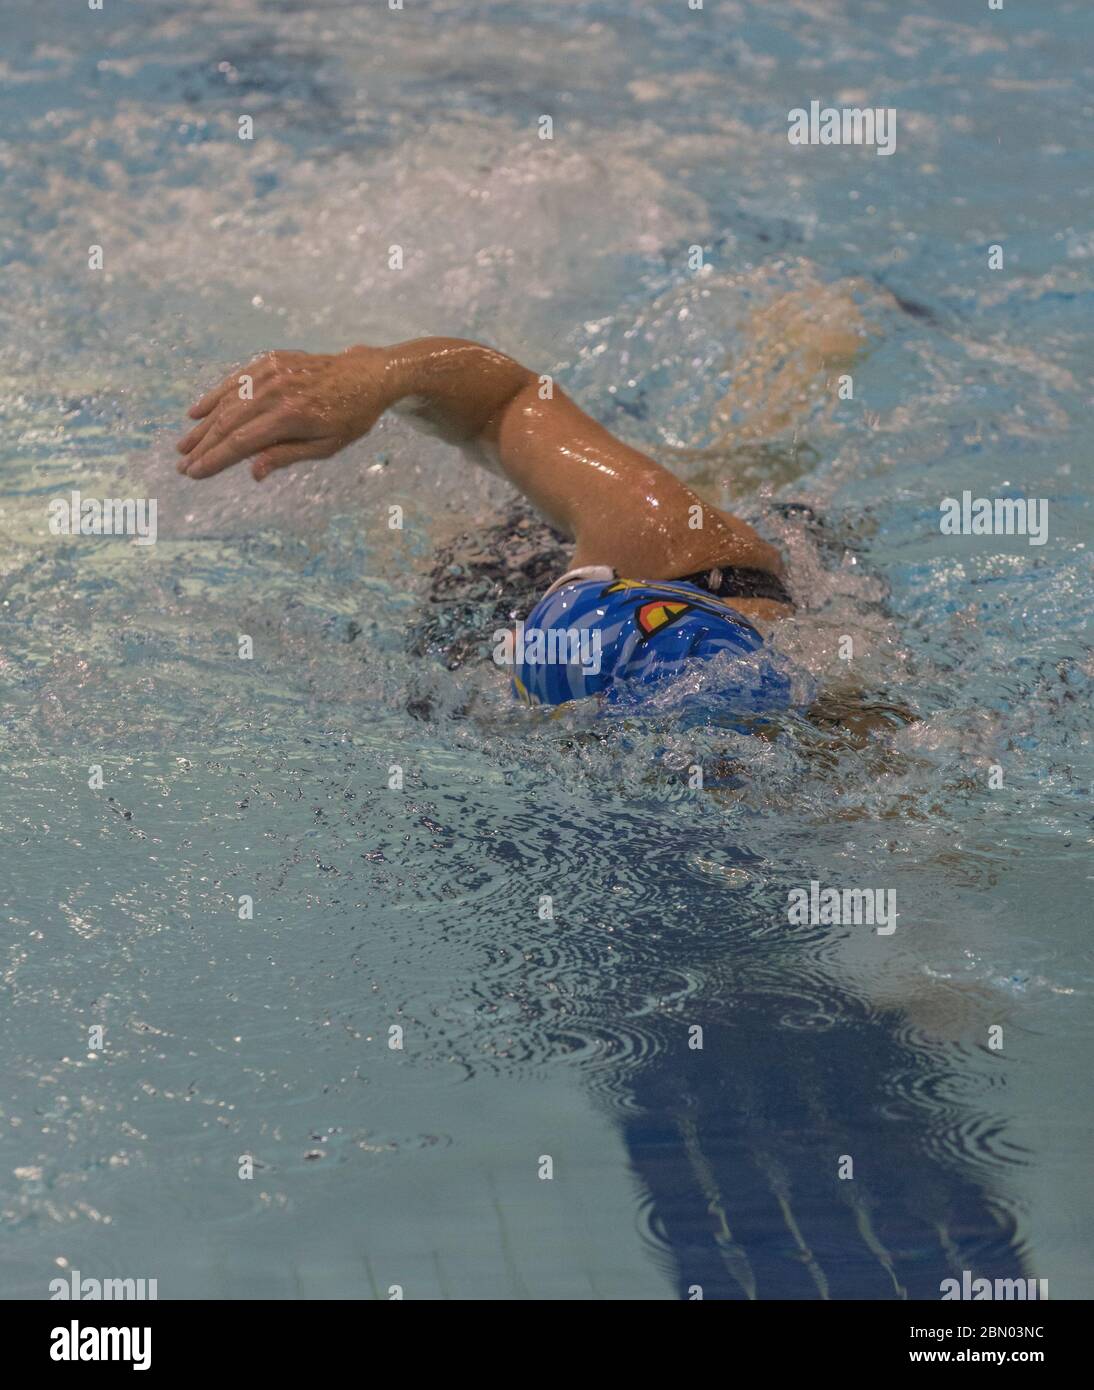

{"left": 178, "top": 337, "right": 781, "bottom": 579}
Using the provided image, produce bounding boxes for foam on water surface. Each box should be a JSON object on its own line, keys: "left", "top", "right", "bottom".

{"left": 1, "top": 0, "right": 1091, "bottom": 1298}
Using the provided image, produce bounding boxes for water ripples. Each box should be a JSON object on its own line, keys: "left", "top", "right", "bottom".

{"left": 2, "top": 0, "right": 1089, "bottom": 1298}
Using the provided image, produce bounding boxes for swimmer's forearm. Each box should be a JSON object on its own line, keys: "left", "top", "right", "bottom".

{"left": 376, "top": 337, "right": 537, "bottom": 446}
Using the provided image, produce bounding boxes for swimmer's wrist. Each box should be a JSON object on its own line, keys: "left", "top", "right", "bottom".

{"left": 350, "top": 337, "right": 536, "bottom": 446}
{"left": 341, "top": 343, "right": 408, "bottom": 417}
{"left": 371, "top": 337, "right": 455, "bottom": 411}
{"left": 381, "top": 343, "right": 417, "bottom": 410}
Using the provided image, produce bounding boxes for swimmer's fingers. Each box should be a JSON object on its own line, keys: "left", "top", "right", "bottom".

{"left": 250, "top": 439, "right": 342, "bottom": 481}
{"left": 177, "top": 395, "right": 255, "bottom": 455}
{"left": 179, "top": 372, "right": 279, "bottom": 456}
{"left": 177, "top": 396, "right": 258, "bottom": 470}
{"left": 186, "top": 368, "right": 254, "bottom": 420}
{"left": 176, "top": 412, "right": 219, "bottom": 456}
{"left": 181, "top": 415, "right": 302, "bottom": 479}
{"left": 187, "top": 381, "right": 230, "bottom": 420}
{"left": 185, "top": 350, "right": 300, "bottom": 419}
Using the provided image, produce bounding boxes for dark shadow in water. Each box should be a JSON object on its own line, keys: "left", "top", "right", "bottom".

{"left": 620, "top": 989, "right": 1024, "bottom": 1300}
{"left": 415, "top": 505, "right": 1028, "bottom": 1300}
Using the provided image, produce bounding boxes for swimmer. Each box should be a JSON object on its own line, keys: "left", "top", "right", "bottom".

{"left": 177, "top": 338, "right": 800, "bottom": 716}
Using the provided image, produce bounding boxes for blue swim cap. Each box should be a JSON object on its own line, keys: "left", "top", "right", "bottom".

{"left": 508, "top": 574, "right": 803, "bottom": 719}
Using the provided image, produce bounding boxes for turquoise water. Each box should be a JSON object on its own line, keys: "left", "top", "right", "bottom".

{"left": 1, "top": 0, "right": 1091, "bottom": 1298}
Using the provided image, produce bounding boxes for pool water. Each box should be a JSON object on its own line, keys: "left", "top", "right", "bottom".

{"left": 1, "top": 0, "right": 1091, "bottom": 1299}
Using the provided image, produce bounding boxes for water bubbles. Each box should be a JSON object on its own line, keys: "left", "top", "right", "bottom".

{"left": 0, "top": 0, "right": 1086, "bottom": 1301}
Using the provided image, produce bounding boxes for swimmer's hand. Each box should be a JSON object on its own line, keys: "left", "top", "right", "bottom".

{"left": 176, "top": 347, "right": 394, "bottom": 481}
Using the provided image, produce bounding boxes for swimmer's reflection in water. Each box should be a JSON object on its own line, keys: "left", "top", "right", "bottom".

{"left": 178, "top": 336, "right": 911, "bottom": 733}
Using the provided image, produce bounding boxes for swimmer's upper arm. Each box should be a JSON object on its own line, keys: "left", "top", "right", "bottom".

{"left": 481, "top": 380, "right": 783, "bottom": 579}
